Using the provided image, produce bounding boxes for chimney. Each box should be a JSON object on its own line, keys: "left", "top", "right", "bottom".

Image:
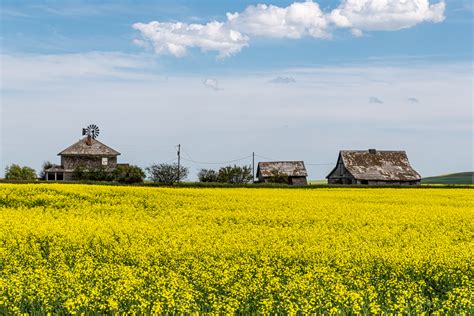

{"left": 85, "top": 135, "right": 92, "bottom": 146}
{"left": 369, "top": 149, "right": 377, "bottom": 154}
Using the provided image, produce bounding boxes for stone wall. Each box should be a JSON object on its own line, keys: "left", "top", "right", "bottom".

{"left": 61, "top": 155, "right": 117, "bottom": 170}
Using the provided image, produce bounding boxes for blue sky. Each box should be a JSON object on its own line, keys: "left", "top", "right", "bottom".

{"left": 1, "top": 0, "right": 473, "bottom": 179}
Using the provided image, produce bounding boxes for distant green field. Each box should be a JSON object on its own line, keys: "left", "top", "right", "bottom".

{"left": 308, "top": 179, "right": 327, "bottom": 185}
{"left": 422, "top": 172, "right": 473, "bottom": 185}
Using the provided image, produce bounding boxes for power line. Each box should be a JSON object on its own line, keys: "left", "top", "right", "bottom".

{"left": 181, "top": 155, "right": 252, "bottom": 165}
{"left": 177, "top": 145, "right": 253, "bottom": 165}
{"left": 255, "top": 154, "right": 332, "bottom": 166}
{"left": 170, "top": 147, "right": 332, "bottom": 167}
{"left": 162, "top": 157, "right": 177, "bottom": 164}
{"left": 255, "top": 154, "right": 279, "bottom": 161}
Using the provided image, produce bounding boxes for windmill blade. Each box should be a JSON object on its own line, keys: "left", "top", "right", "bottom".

{"left": 86, "top": 124, "right": 100, "bottom": 139}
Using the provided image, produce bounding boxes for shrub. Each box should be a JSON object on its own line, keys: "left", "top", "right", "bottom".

{"left": 198, "top": 169, "right": 219, "bottom": 182}
{"left": 217, "top": 165, "right": 253, "bottom": 184}
{"left": 146, "top": 163, "right": 188, "bottom": 184}
{"left": 73, "top": 166, "right": 113, "bottom": 182}
{"left": 4, "top": 164, "right": 37, "bottom": 180}
{"left": 112, "top": 165, "right": 145, "bottom": 184}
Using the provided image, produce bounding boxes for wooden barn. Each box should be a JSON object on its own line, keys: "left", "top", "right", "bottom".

{"left": 326, "top": 149, "right": 421, "bottom": 185}
{"left": 44, "top": 126, "right": 121, "bottom": 181}
{"left": 257, "top": 161, "right": 308, "bottom": 186}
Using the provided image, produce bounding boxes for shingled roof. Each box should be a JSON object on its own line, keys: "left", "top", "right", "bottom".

{"left": 257, "top": 161, "right": 308, "bottom": 177}
{"left": 331, "top": 150, "right": 420, "bottom": 181}
{"left": 58, "top": 137, "right": 120, "bottom": 156}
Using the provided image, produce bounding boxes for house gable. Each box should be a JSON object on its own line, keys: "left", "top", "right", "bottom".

{"left": 58, "top": 137, "right": 120, "bottom": 157}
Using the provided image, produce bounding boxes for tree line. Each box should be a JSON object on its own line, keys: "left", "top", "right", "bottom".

{"left": 3, "top": 162, "right": 257, "bottom": 185}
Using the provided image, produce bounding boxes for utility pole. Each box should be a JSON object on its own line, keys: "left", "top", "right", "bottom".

{"left": 252, "top": 152, "right": 255, "bottom": 183}
{"left": 177, "top": 144, "right": 181, "bottom": 183}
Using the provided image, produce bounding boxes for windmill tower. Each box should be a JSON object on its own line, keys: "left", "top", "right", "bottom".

{"left": 82, "top": 124, "right": 100, "bottom": 145}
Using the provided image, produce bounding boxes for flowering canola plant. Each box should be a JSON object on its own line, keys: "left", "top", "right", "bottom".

{"left": 0, "top": 184, "right": 472, "bottom": 314}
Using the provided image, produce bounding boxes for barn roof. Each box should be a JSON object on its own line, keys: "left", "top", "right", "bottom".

{"left": 257, "top": 161, "right": 308, "bottom": 177}
{"left": 330, "top": 150, "right": 420, "bottom": 181}
{"left": 58, "top": 137, "right": 120, "bottom": 156}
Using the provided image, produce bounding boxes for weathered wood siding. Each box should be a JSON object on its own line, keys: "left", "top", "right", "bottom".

{"left": 327, "top": 155, "right": 356, "bottom": 184}
{"left": 289, "top": 176, "right": 307, "bottom": 186}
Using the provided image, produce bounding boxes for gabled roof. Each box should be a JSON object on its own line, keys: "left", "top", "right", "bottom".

{"left": 58, "top": 137, "right": 120, "bottom": 156}
{"left": 329, "top": 150, "right": 420, "bottom": 181}
{"left": 257, "top": 161, "right": 307, "bottom": 177}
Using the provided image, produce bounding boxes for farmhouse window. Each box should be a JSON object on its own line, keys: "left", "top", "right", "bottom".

{"left": 102, "top": 157, "right": 108, "bottom": 166}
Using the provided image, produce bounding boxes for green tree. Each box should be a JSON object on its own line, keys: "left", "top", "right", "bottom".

{"left": 112, "top": 165, "right": 146, "bottom": 184}
{"left": 4, "top": 164, "right": 37, "bottom": 180}
{"left": 197, "top": 168, "right": 219, "bottom": 182}
{"left": 39, "top": 161, "right": 54, "bottom": 180}
{"left": 217, "top": 165, "right": 253, "bottom": 184}
{"left": 146, "top": 163, "right": 188, "bottom": 184}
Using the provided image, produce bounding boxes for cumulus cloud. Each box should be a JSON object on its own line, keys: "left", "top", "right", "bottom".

{"left": 203, "top": 78, "right": 222, "bottom": 90}
{"left": 408, "top": 97, "right": 420, "bottom": 103}
{"left": 132, "top": 21, "right": 248, "bottom": 59}
{"left": 269, "top": 76, "right": 296, "bottom": 84}
{"left": 133, "top": 1, "right": 446, "bottom": 58}
{"left": 369, "top": 96, "right": 384, "bottom": 104}
{"left": 226, "top": 1, "right": 329, "bottom": 39}
{"left": 329, "top": 0, "right": 446, "bottom": 32}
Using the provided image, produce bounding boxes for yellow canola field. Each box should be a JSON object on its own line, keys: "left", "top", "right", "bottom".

{"left": 0, "top": 184, "right": 472, "bottom": 314}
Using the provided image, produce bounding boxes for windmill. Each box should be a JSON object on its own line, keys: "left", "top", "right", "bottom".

{"left": 82, "top": 124, "right": 100, "bottom": 145}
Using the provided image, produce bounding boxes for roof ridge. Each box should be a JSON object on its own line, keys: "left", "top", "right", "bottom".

{"left": 58, "top": 137, "right": 120, "bottom": 156}
{"left": 340, "top": 150, "right": 406, "bottom": 152}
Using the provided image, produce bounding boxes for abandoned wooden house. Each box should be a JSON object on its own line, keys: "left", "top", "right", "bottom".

{"left": 256, "top": 161, "right": 308, "bottom": 186}
{"left": 326, "top": 149, "right": 421, "bottom": 185}
{"left": 44, "top": 125, "right": 121, "bottom": 181}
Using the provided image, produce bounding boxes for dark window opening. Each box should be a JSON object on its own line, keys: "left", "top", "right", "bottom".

{"left": 361, "top": 180, "right": 369, "bottom": 185}
{"left": 47, "top": 173, "right": 55, "bottom": 181}
{"left": 56, "top": 173, "right": 64, "bottom": 181}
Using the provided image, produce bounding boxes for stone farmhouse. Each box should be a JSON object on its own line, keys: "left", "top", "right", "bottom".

{"left": 44, "top": 128, "right": 121, "bottom": 181}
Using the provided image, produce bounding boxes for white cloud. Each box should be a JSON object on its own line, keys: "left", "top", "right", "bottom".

{"left": 132, "top": 21, "right": 248, "bottom": 59}
{"left": 1, "top": 55, "right": 472, "bottom": 179}
{"left": 329, "top": 0, "right": 446, "bottom": 32}
{"left": 226, "top": 1, "right": 329, "bottom": 39}
{"left": 351, "top": 28, "right": 364, "bottom": 37}
{"left": 269, "top": 76, "right": 296, "bottom": 84}
{"left": 203, "top": 78, "right": 222, "bottom": 90}
{"left": 0, "top": 52, "right": 156, "bottom": 90}
{"left": 133, "top": 1, "right": 446, "bottom": 58}
{"left": 369, "top": 96, "right": 384, "bottom": 104}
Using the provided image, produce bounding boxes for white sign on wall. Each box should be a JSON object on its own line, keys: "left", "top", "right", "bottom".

{"left": 102, "top": 157, "right": 108, "bottom": 166}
